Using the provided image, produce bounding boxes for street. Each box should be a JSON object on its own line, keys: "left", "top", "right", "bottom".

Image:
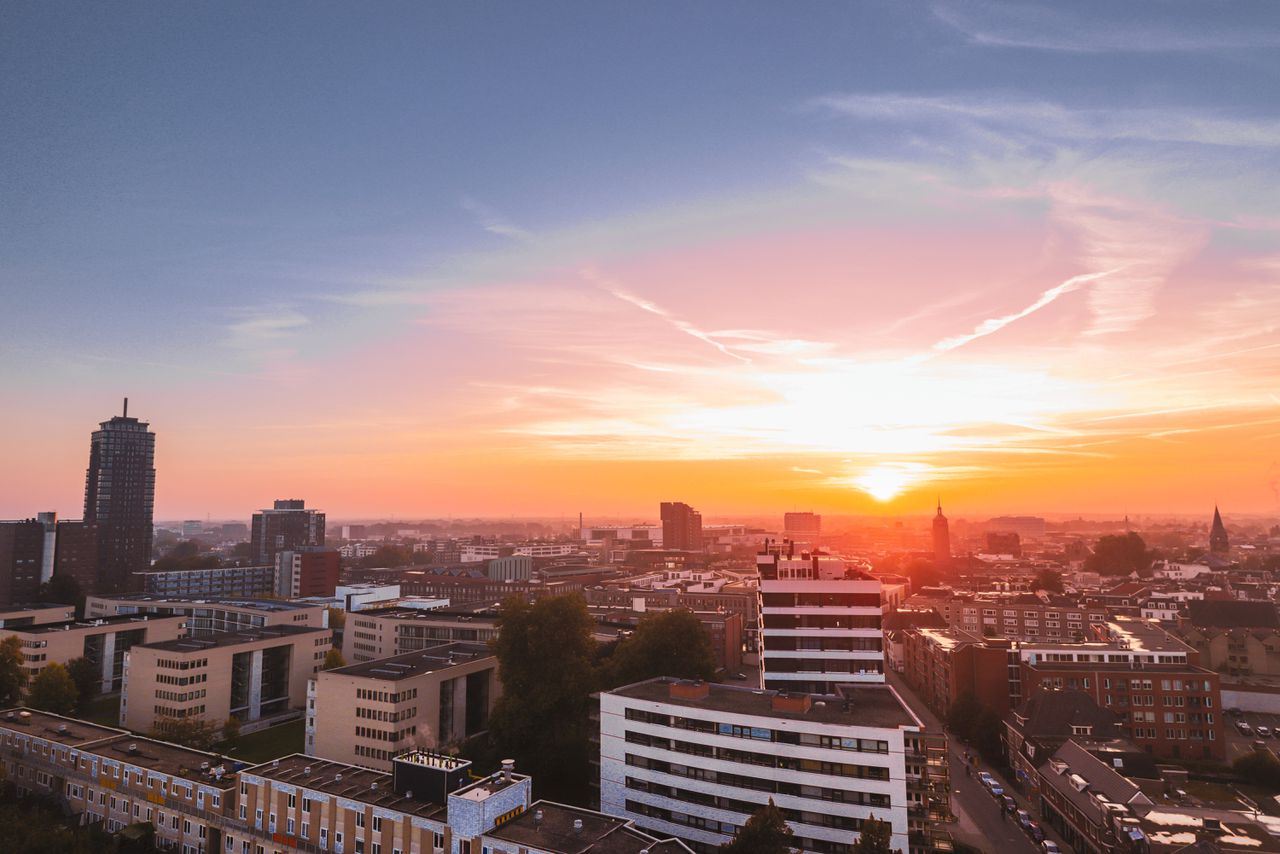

{"left": 886, "top": 670, "right": 1067, "bottom": 854}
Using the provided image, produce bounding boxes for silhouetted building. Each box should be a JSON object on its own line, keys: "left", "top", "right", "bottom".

{"left": 250, "top": 499, "right": 325, "bottom": 565}
{"left": 783, "top": 511, "right": 821, "bottom": 547}
{"left": 659, "top": 501, "right": 702, "bottom": 551}
{"left": 932, "top": 500, "right": 950, "bottom": 563}
{"left": 985, "top": 530, "right": 1021, "bottom": 556}
{"left": 52, "top": 519, "right": 99, "bottom": 595}
{"left": 83, "top": 400, "right": 155, "bottom": 593}
{"left": 1209, "top": 506, "right": 1230, "bottom": 554}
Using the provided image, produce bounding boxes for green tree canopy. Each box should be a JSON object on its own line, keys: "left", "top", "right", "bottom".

{"left": 27, "top": 663, "right": 79, "bottom": 716}
{"left": 719, "top": 800, "right": 799, "bottom": 854}
{"left": 152, "top": 717, "right": 216, "bottom": 750}
{"left": 221, "top": 716, "right": 242, "bottom": 747}
{"left": 488, "top": 594, "right": 597, "bottom": 802}
{"left": 1084, "top": 533, "right": 1154, "bottom": 577}
{"left": 852, "top": 815, "right": 898, "bottom": 854}
{"left": 65, "top": 657, "right": 100, "bottom": 711}
{"left": 0, "top": 636, "right": 27, "bottom": 707}
{"left": 322, "top": 649, "right": 346, "bottom": 670}
{"left": 601, "top": 609, "right": 717, "bottom": 689}
{"left": 1033, "top": 569, "right": 1064, "bottom": 593}
{"left": 357, "top": 545, "right": 413, "bottom": 568}
{"left": 37, "top": 574, "right": 84, "bottom": 614}
{"left": 1234, "top": 751, "right": 1280, "bottom": 790}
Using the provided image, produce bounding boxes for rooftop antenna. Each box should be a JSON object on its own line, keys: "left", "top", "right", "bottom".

{"left": 123, "top": 397, "right": 129, "bottom": 418}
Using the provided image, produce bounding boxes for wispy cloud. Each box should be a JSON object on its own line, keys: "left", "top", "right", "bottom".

{"left": 224, "top": 307, "right": 310, "bottom": 350}
{"left": 931, "top": 268, "right": 1119, "bottom": 352}
{"left": 460, "top": 196, "right": 534, "bottom": 243}
{"left": 931, "top": 1, "right": 1280, "bottom": 54}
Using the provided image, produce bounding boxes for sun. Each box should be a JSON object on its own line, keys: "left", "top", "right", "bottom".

{"left": 850, "top": 463, "right": 927, "bottom": 502}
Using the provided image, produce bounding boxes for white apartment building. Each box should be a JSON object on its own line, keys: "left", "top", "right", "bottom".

{"left": 458, "top": 544, "right": 576, "bottom": 563}
{"left": 757, "top": 548, "right": 885, "bottom": 692}
{"left": 600, "top": 677, "right": 938, "bottom": 854}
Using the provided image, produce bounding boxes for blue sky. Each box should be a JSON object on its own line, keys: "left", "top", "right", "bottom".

{"left": 3, "top": 2, "right": 1280, "bottom": 517}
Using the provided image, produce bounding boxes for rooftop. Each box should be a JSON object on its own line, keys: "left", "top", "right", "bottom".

{"left": 609, "top": 677, "right": 921, "bottom": 729}
{"left": 488, "top": 800, "right": 690, "bottom": 854}
{"left": 244, "top": 754, "right": 447, "bottom": 819}
{"left": 332, "top": 643, "right": 494, "bottom": 680}
{"left": 354, "top": 607, "right": 499, "bottom": 623}
{"left": 90, "top": 594, "right": 322, "bottom": 612}
{"left": 137, "top": 624, "right": 329, "bottom": 653}
{"left": 0, "top": 707, "right": 125, "bottom": 747}
{"left": 15, "top": 613, "right": 184, "bottom": 634}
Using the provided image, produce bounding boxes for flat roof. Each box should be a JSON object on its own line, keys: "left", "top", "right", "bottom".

{"left": 333, "top": 643, "right": 494, "bottom": 680}
{"left": 610, "top": 677, "right": 920, "bottom": 729}
{"left": 355, "top": 607, "right": 499, "bottom": 623}
{"left": 0, "top": 603, "right": 76, "bottom": 613}
{"left": 244, "top": 754, "right": 447, "bottom": 819}
{"left": 90, "top": 594, "right": 322, "bottom": 612}
{"left": 0, "top": 707, "right": 125, "bottom": 746}
{"left": 15, "top": 613, "right": 185, "bottom": 634}
{"left": 488, "top": 800, "right": 680, "bottom": 854}
{"left": 138, "top": 624, "right": 329, "bottom": 652}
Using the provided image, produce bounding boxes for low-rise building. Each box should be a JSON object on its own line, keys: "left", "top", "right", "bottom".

{"left": 344, "top": 608, "right": 501, "bottom": 663}
{"left": 121, "top": 625, "right": 331, "bottom": 734}
{"left": 133, "top": 564, "right": 278, "bottom": 598}
{"left": 0, "top": 602, "right": 77, "bottom": 628}
{"left": 275, "top": 548, "right": 342, "bottom": 598}
{"left": 600, "top": 677, "right": 947, "bottom": 854}
{"left": 3, "top": 613, "right": 187, "bottom": 692}
{"left": 306, "top": 642, "right": 500, "bottom": 769}
{"left": 85, "top": 594, "right": 327, "bottom": 634}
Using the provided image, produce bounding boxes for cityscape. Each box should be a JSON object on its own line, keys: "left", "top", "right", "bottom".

{"left": 3, "top": 5, "right": 1280, "bottom": 854}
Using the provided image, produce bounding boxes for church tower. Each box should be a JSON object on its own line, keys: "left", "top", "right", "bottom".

{"left": 932, "top": 499, "right": 951, "bottom": 563}
{"left": 1209, "top": 506, "right": 1230, "bottom": 555}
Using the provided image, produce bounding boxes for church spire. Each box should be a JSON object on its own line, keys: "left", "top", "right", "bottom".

{"left": 1209, "top": 505, "right": 1230, "bottom": 555}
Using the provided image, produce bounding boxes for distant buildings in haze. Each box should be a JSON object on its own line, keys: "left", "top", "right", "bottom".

{"left": 659, "top": 502, "right": 702, "bottom": 551}
{"left": 250, "top": 499, "right": 325, "bottom": 565}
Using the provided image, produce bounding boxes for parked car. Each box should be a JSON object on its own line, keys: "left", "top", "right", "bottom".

{"left": 989, "top": 784, "right": 1005, "bottom": 798}
{"left": 1238, "top": 721, "right": 1253, "bottom": 735}
{"left": 1001, "top": 795, "right": 1017, "bottom": 813}
{"left": 1259, "top": 726, "right": 1273, "bottom": 738}
{"left": 1042, "top": 841, "right": 1061, "bottom": 854}
{"left": 1017, "top": 810, "right": 1033, "bottom": 831}
{"left": 978, "top": 771, "right": 996, "bottom": 786}
{"left": 1028, "top": 823, "right": 1046, "bottom": 843}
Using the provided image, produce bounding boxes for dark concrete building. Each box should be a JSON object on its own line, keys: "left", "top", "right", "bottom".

{"left": 83, "top": 400, "right": 155, "bottom": 593}
{"left": 659, "top": 501, "right": 702, "bottom": 551}
{"left": 0, "top": 518, "right": 47, "bottom": 606}
{"left": 249, "top": 499, "right": 325, "bottom": 565}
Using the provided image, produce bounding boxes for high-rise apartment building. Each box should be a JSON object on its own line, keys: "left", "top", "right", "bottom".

{"left": 250, "top": 499, "right": 326, "bottom": 565}
{"left": 660, "top": 502, "right": 703, "bottom": 552}
{"left": 757, "top": 544, "right": 885, "bottom": 693}
{"left": 84, "top": 400, "right": 156, "bottom": 593}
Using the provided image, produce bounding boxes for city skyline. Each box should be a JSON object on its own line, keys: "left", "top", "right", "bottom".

{"left": 4, "top": 3, "right": 1280, "bottom": 518}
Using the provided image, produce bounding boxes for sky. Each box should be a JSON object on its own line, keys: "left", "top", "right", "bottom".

{"left": 3, "top": 1, "right": 1280, "bottom": 521}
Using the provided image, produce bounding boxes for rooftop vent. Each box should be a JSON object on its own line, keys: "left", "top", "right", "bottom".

{"left": 58, "top": 724, "right": 68, "bottom": 733}
{"left": 669, "top": 679, "right": 710, "bottom": 701}
{"left": 573, "top": 819, "right": 584, "bottom": 834}
{"left": 335, "top": 774, "right": 342, "bottom": 783}
{"left": 304, "top": 766, "right": 311, "bottom": 776}
{"left": 534, "top": 809, "right": 544, "bottom": 828}
{"left": 128, "top": 743, "right": 138, "bottom": 754}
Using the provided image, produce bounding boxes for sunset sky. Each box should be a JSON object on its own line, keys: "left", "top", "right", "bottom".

{"left": 3, "top": 2, "right": 1280, "bottom": 520}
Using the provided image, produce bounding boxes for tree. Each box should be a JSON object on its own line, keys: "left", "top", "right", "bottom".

{"left": 65, "top": 657, "right": 100, "bottom": 711}
{"left": 719, "top": 800, "right": 799, "bottom": 854}
{"left": 1033, "top": 569, "right": 1064, "bottom": 593}
{"left": 0, "top": 636, "right": 27, "bottom": 707}
{"left": 946, "top": 691, "right": 983, "bottom": 742}
{"left": 358, "top": 545, "right": 413, "bottom": 568}
{"left": 973, "top": 707, "right": 1006, "bottom": 763}
{"left": 601, "top": 609, "right": 718, "bottom": 689}
{"left": 488, "top": 594, "right": 597, "bottom": 803}
{"left": 152, "top": 539, "right": 221, "bottom": 571}
{"left": 1234, "top": 751, "right": 1280, "bottom": 790}
{"left": 322, "top": 649, "right": 346, "bottom": 670}
{"left": 152, "top": 717, "right": 215, "bottom": 750}
{"left": 853, "top": 815, "right": 898, "bottom": 854}
{"left": 1084, "top": 533, "right": 1154, "bottom": 577}
{"left": 37, "top": 573, "right": 83, "bottom": 614}
{"left": 27, "top": 663, "right": 78, "bottom": 716}
{"left": 327, "top": 607, "right": 346, "bottom": 630}
{"left": 221, "top": 717, "right": 242, "bottom": 748}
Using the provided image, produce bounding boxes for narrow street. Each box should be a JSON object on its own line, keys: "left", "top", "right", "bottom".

{"left": 886, "top": 670, "right": 1067, "bottom": 854}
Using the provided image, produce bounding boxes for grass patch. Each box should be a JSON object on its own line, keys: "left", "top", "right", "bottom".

{"left": 80, "top": 694, "right": 121, "bottom": 727}
{"left": 223, "top": 718, "right": 305, "bottom": 766}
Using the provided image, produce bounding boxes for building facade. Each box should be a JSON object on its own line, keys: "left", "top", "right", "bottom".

{"left": 250, "top": 499, "right": 325, "bottom": 566}
{"left": 275, "top": 548, "right": 342, "bottom": 598}
{"left": 660, "top": 503, "right": 703, "bottom": 552}
{"left": 135, "top": 564, "right": 279, "bottom": 599}
{"left": 306, "top": 642, "right": 500, "bottom": 769}
{"left": 3, "top": 613, "right": 187, "bottom": 693}
{"left": 600, "top": 677, "right": 944, "bottom": 854}
{"left": 86, "top": 594, "right": 327, "bottom": 635}
{"left": 84, "top": 401, "right": 156, "bottom": 593}
{"left": 344, "top": 609, "right": 501, "bottom": 663}
{"left": 757, "top": 548, "right": 885, "bottom": 692}
{"left": 121, "top": 625, "right": 331, "bottom": 733}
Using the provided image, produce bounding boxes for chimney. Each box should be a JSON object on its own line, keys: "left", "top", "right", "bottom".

{"left": 669, "top": 679, "right": 710, "bottom": 701}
